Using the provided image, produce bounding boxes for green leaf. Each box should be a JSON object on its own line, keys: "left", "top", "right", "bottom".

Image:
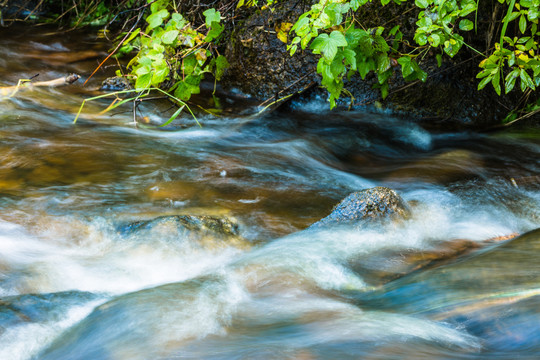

{"left": 478, "top": 75, "right": 492, "bottom": 90}
{"left": 343, "top": 49, "right": 357, "bottom": 70}
{"left": 380, "top": 82, "right": 389, "bottom": 99}
{"left": 519, "top": 14, "right": 527, "bottom": 34}
{"left": 428, "top": 34, "right": 441, "bottom": 47}
{"left": 459, "top": 19, "right": 474, "bottom": 31}
{"left": 330, "top": 30, "right": 348, "bottom": 46}
{"left": 520, "top": 68, "right": 536, "bottom": 90}
{"left": 436, "top": 53, "right": 442, "bottom": 67}
{"left": 491, "top": 68, "right": 501, "bottom": 95}
{"left": 152, "top": 63, "right": 169, "bottom": 84}
{"left": 505, "top": 69, "right": 520, "bottom": 93}
{"left": 150, "top": 0, "right": 168, "bottom": 13}
{"left": 398, "top": 57, "right": 415, "bottom": 77}
{"left": 529, "top": 8, "right": 539, "bottom": 21}
{"left": 146, "top": 9, "right": 169, "bottom": 31}
{"left": 205, "top": 22, "right": 224, "bottom": 42}
{"left": 415, "top": 0, "right": 431, "bottom": 9}
{"left": 214, "top": 55, "right": 229, "bottom": 80}
{"left": 345, "top": 28, "right": 365, "bottom": 48}
{"left": 389, "top": 25, "right": 400, "bottom": 36}
{"left": 173, "top": 77, "right": 200, "bottom": 101}
{"left": 160, "top": 105, "right": 185, "bottom": 127}
{"left": 161, "top": 30, "right": 179, "bottom": 44}
{"left": 310, "top": 31, "right": 348, "bottom": 62}
{"left": 443, "top": 36, "right": 463, "bottom": 57}
{"left": 124, "top": 28, "right": 141, "bottom": 44}
{"left": 415, "top": 33, "right": 428, "bottom": 46}
{"left": 135, "top": 73, "right": 152, "bottom": 90}
{"left": 377, "top": 54, "right": 391, "bottom": 73}
{"left": 203, "top": 9, "right": 221, "bottom": 28}
{"left": 331, "top": 55, "right": 345, "bottom": 77}
{"left": 358, "top": 60, "right": 372, "bottom": 79}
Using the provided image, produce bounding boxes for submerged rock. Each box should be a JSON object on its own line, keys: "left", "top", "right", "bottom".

{"left": 309, "top": 187, "right": 411, "bottom": 230}
{"left": 117, "top": 215, "right": 249, "bottom": 249}
{"left": 99, "top": 76, "right": 132, "bottom": 91}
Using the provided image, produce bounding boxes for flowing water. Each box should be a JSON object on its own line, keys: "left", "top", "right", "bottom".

{"left": 1, "top": 25, "right": 540, "bottom": 360}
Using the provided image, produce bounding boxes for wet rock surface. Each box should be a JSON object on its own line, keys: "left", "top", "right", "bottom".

{"left": 99, "top": 76, "right": 132, "bottom": 92}
{"left": 117, "top": 215, "right": 248, "bottom": 249}
{"left": 309, "top": 187, "right": 411, "bottom": 229}
{"left": 222, "top": 1, "right": 316, "bottom": 101}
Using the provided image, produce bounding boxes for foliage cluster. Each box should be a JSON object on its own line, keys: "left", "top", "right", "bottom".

{"left": 6, "top": 0, "right": 539, "bottom": 121}
{"left": 120, "top": 0, "right": 539, "bottom": 118}
{"left": 285, "top": 0, "right": 540, "bottom": 110}
{"left": 119, "top": 0, "right": 229, "bottom": 102}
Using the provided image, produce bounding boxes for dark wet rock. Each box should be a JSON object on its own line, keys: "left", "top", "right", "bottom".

{"left": 309, "top": 187, "right": 411, "bottom": 230}
{"left": 222, "top": 1, "right": 316, "bottom": 101}
{"left": 100, "top": 76, "right": 132, "bottom": 92}
{"left": 117, "top": 215, "right": 249, "bottom": 249}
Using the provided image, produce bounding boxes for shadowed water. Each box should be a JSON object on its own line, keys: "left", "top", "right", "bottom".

{"left": 0, "top": 25, "right": 539, "bottom": 360}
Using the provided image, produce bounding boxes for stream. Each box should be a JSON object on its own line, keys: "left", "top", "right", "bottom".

{"left": 1, "top": 25, "right": 540, "bottom": 360}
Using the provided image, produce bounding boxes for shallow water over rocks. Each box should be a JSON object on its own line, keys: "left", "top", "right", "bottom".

{"left": 0, "top": 25, "right": 539, "bottom": 360}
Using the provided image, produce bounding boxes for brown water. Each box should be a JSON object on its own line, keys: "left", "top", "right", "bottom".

{"left": 1, "top": 25, "right": 540, "bottom": 360}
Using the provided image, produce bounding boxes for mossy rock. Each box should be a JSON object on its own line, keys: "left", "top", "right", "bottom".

{"left": 117, "top": 215, "right": 248, "bottom": 249}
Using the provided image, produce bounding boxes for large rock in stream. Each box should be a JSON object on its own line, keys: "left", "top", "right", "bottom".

{"left": 308, "top": 186, "right": 411, "bottom": 230}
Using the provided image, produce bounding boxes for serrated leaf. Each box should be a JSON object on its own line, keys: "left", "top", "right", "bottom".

{"left": 205, "top": 22, "right": 224, "bottom": 42}
{"left": 345, "top": 28, "right": 367, "bottom": 48}
{"left": 152, "top": 64, "right": 169, "bottom": 84}
{"left": 398, "top": 57, "right": 415, "bottom": 77}
{"left": 343, "top": 49, "right": 357, "bottom": 70}
{"left": 377, "top": 55, "right": 391, "bottom": 73}
{"left": 135, "top": 73, "right": 152, "bottom": 90}
{"left": 331, "top": 55, "right": 345, "bottom": 77}
{"left": 310, "top": 31, "right": 348, "bottom": 62}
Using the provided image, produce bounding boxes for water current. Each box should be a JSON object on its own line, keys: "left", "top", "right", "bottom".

{"left": 1, "top": 25, "right": 539, "bottom": 360}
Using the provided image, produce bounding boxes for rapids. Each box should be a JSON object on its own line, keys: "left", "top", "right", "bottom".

{"left": 0, "top": 25, "right": 539, "bottom": 360}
